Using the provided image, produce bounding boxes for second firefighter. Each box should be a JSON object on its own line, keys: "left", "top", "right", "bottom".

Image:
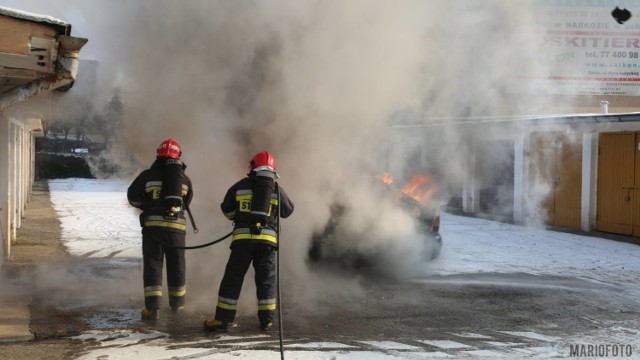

{"left": 204, "top": 151, "right": 294, "bottom": 332}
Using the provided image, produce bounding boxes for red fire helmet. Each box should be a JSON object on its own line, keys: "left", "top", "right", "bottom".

{"left": 250, "top": 151, "right": 275, "bottom": 172}
{"left": 156, "top": 138, "right": 182, "bottom": 159}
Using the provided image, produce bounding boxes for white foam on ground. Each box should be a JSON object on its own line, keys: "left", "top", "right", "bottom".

{"left": 358, "top": 340, "right": 422, "bottom": 350}
{"left": 495, "top": 331, "right": 562, "bottom": 342}
{"left": 416, "top": 339, "right": 473, "bottom": 349}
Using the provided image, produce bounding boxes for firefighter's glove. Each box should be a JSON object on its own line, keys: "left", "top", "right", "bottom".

{"left": 250, "top": 222, "right": 263, "bottom": 235}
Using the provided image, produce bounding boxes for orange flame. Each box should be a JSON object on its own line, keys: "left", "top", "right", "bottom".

{"left": 381, "top": 172, "right": 394, "bottom": 185}
{"left": 400, "top": 174, "right": 437, "bottom": 204}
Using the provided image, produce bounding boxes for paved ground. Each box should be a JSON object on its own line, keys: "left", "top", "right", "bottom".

{"left": 1, "top": 181, "right": 639, "bottom": 359}
{"left": 0, "top": 181, "right": 77, "bottom": 359}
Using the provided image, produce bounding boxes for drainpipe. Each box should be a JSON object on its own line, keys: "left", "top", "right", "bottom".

{"left": 0, "top": 35, "right": 88, "bottom": 110}
{"left": 600, "top": 100, "right": 609, "bottom": 114}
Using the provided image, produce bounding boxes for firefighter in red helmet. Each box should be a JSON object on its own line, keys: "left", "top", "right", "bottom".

{"left": 204, "top": 151, "right": 294, "bottom": 332}
{"left": 127, "top": 138, "right": 194, "bottom": 320}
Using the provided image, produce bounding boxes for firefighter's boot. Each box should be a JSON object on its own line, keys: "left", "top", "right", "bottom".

{"left": 203, "top": 319, "right": 229, "bottom": 332}
{"left": 260, "top": 322, "right": 273, "bottom": 332}
{"left": 141, "top": 308, "right": 159, "bottom": 321}
{"left": 171, "top": 306, "right": 185, "bottom": 314}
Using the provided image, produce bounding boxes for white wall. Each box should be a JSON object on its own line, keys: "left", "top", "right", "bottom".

{"left": 0, "top": 112, "right": 39, "bottom": 260}
{"left": 0, "top": 110, "right": 9, "bottom": 258}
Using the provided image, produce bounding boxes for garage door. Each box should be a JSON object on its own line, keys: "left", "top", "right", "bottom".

{"left": 596, "top": 132, "right": 635, "bottom": 235}
{"left": 529, "top": 132, "right": 582, "bottom": 229}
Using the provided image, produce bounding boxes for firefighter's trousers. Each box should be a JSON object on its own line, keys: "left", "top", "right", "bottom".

{"left": 215, "top": 242, "right": 277, "bottom": 324}
{"left": 142, "top": 229, "right": 186, "bottom": 310}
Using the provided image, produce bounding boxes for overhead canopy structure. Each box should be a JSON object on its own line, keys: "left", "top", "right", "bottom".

{"left": 0, "top": 5, "right": 87, "bottom": 110}
{"left": 0, "top": 5, "right": 88, "bottom": 260}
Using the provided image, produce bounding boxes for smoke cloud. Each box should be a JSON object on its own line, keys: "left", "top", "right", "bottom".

{"left": 7, "top": 0, "right": 556, "bottom": 312}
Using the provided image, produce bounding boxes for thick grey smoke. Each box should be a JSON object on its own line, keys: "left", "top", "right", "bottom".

{"left": 96, "top": 0, "right": 443, "bottom": 308}
{"left": 9, "top": 0, "right": 555, "bottom": 312}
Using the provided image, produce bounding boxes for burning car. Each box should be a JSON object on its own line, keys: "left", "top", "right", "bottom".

{"left": 307, "top": 173, "right": 442, "bottom": 270}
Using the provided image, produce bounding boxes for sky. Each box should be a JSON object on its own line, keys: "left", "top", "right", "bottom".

{"left": 47, "top": 178, "right": 640, "bottom": 359}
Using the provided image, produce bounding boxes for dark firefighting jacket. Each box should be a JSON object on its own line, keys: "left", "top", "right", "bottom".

{"left": 221, "top": 171, "right": 294, "bottom": 247}
{"left": 127, "top": 158, "right": 193, "bottom": 234}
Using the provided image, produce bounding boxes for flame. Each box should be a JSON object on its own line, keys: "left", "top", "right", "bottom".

{"left": 381, "top": 172, "right": 394, "bottom": 185}
{"left": 400, "top": 174, "right": 437, "bottom": 204}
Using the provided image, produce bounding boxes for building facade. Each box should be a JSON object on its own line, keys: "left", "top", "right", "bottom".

{"left": 0, "top": 6, "right": 86, "bottom": 259}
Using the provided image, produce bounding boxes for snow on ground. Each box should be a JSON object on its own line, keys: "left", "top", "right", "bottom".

{"left": 49, "top": 178, "right": 640, "bottom": 288}
{"left": 49, "top": 178, "right": 141, "bottom": 259}
{"left": 48, "top": 178, "right": 640, "bottom": 359}
{"left": 428, "top": 212, "right": 640, "bottom": 291}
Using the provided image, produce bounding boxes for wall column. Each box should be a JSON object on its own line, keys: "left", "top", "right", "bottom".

{"left": 513, "top": 133, "right": 525, "bottom": 224}
{"left": 462, "top": 141, "right": 477, "bottom": 214}
{"left": 15, "top": 120, "right": 23, "bottom": 229}
{"left": 581, "top": 132, "right": 597, "bottom": 232}
{"left": 9, "top": 120, "right": 17, "bottom": 242}
{"left": 0, "top": 112, "right": 10, "bottom": 259}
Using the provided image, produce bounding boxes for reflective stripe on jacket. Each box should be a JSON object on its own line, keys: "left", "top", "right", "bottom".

{"left": 127, "top": 159, "right": 193, "bottom": 234}
{"left": 232, "top": 228, "right": 278, "bottom": 244}
{"left": 221, "top": 176, "right": 294, "bottom": 247}
{"left": 232, "top": 189, "right": 279, "bottom": 245}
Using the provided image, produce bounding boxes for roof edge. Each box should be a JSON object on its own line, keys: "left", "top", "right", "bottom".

{"left": 390, "top": 112, "right": 640, "bottom": 128}
{"left": 0, "top": 5, "right": 69, "bottom": 29}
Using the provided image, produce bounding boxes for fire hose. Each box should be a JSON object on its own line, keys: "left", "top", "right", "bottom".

{"left": 154, "top": 230, "right": 233, "bottom": 250}
{"left": 275, "top": 182, "right": 285, "bottom": 360}
{"left": 151, "top": 203, "right": 233, "bottom": 250}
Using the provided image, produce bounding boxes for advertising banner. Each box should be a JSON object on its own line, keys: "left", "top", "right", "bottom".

{"left": 531, "top": 0, "right": 640, "bottom": 96}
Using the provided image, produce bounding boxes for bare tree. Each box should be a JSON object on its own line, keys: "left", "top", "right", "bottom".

{"left": 97, "top": 88, "right": 124, "bottom": 147}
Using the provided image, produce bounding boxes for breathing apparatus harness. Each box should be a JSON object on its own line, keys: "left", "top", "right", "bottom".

{"left": 150, "top": 209, "right": 232, "bottom": 250}
{"left": 155, "top": 170, "right": 279, "bottom": 250}
{"left": 146, "top": 158, "right": 231, "bottom": 249}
